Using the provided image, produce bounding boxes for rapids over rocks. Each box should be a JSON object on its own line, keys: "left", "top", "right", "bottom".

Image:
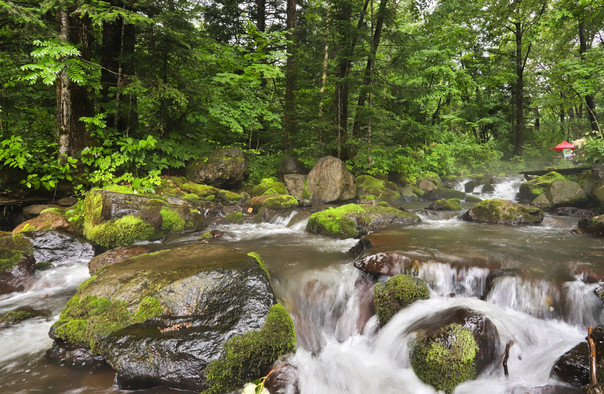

{"left": 0, "top": 176, "right": 602, "bottom": 393}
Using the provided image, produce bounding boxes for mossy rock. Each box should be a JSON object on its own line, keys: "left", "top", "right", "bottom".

{"left": 465, "top": 196, "right": 482, "bottom": 203}
{"left": 82, "top": 189, "right": 204, "bottom": 249}
{"left": 462, "top": 199, "right": 544, "bottom": 225}
{"left": 411, "top": 323, "right": 478, "bottom": 393}
{"left": 224, "top": 211, "right": 245, "bottom": 224}
{"left": 203, "top": 303, "right": 296, "bottom": 394}
{"left": 306, "top": 203, "right": 420, "bottom": 239}
{"left": 247, "top": 194, "right": 299, "bottom": 210}
{"left": 374, "top": 275, "right": 429, "bottom": 326}
{"left": 424, "top": 187, "right": 466, "bottom": 201}
{"left": 518, "top": 171, "right": 566, "bottom": 202}
{"left": 13, "top": 210, "right": 73, "bottom": 234}
{"left": 181, "top": 182, "right": 244, "bottom": 204}
{"left": 427, "top": 198, "right": 462, "bottom": 211}
{"left": 0, "top": 233, "right": 34, "bottom": 272}
{"left": 356, "top": 175, "right": 402, "bottom": 202}
{"left": 0, "top": 306, "right": 51, "bottom": 328}
{"left": 252, "top": 178, "right": 288, "bottom": 197}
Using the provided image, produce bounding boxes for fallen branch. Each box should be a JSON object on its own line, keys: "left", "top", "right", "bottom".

{"left": 503, "top": 340, "right": 515, "bottom": 377}
{"left": 588, "top": 326, "right": 598, "bottom": 384}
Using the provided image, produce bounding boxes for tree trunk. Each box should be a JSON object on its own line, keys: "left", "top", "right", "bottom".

{"left": 579, "top": 19, "right": 599, "bottom": 132}
{"left": 352, "top": 0, "right": 388, "bottom": 139}
{"left": 283, "top": 0, "right": 297, "bottom": 152}
{"left": 56, "top": 10, "right": 94, "bottom": 159}
{"left": 513, "top": 21, "right": 524, "bottom": 157}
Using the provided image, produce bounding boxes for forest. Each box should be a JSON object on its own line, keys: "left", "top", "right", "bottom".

{"left": 0, "top": 0, "right": 603, "bottom": 194}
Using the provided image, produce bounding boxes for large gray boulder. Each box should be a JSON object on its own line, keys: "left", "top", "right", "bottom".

{"left": 531, "top": 179, "right": 588, "bottom": 210}
{"left": 284, "top": 174, "right": 311, "bottom": 205}
{"left": 0, "top": 233, "right": 35, "bottom": 295}
{"left": 307, "top": 156, "right": 356, "bottom": 204}
{"left": 48, "top": 244, "right": 296, "bottom": 392}
{"left": 186, "top": 148, "right": 249, "bottom": 189}
{"left": 277, "top": 155, "right": 306, "bottom": 180}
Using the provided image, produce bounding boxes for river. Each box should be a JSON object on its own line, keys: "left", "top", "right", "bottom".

{"left": 1, "top": 176, "right": 602, "bottom": 393}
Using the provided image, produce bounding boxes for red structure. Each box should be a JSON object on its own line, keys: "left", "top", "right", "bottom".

{"left": 554, "top": 141, "right": 574, "bottom": 151}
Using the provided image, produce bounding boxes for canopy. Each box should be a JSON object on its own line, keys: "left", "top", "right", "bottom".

{"left": 555, "top": 140, "right": 574, "bottom": 151}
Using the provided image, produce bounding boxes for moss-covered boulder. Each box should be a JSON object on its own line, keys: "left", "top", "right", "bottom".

{"left": 577, "top": 215, "right": 604, "bottom": 237}
{"left": 374, "top": 275, "right": 429, "bottom": 326}
{"left": 306, "top": 203, "right": 420, "bottom": 239}
{"left": 462, "top": 198, "right": 544, "bottom": 225}
{"left": 409, "top": 307, "right": 499, "bottom": 393}
{"left": 252, "top": 177, "right": 288, "bottom": 196}
{"left": 49, "top": 243, "right": 295, "bottom": 391}
{"left": 530, "top": 179, "right": 588, "bottom": 210}
{"left": 83, "top": 189, "right": 204, "bottom": 249}
{"left": 518, "top": 171, "right": 566, "bottom": 202}
{"left": 185, "top": 147, "right": 249, "bottom": 189}
{"left": 355, "top": 175, "right": 402, "bottom": 202}
{"left": 0, "top": 233, "right": 35, "bottom": 295}
{"left": 424, "top": 187, "right": 466, "bottom": 201}
{"left": 88, "top": 245, "right": 154, "bottom": 275}
{"left": 247, "top": 194, "right": 299, "bottom": 211}
{"left": 13, "top": 211, "right": 73, "bottom": 234}
{"left": 427, "top": 198, "right": 462, "bottom": 211}
{"left": 307, "top": 156, "right": 356, "bottom": 204}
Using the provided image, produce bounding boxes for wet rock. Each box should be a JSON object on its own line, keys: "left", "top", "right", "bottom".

{"left": 408, "top": 307, "right": 499, "bottom": 393}
{"left": 577, "top": 216, "right": 604, "bottom": 237}
{"left": 355, "top": 175, "right": 402, "bottom": 203}
{"left": 552, "top": 325, "right": 604, "bottom": 387}
{"left": 482, "top": 183, "right": 495, "bottom": 193}
{"left": 307, "top": 156, "right": 356, "bottom": 204}
{"left": 583, "top": 383, "right": 604, "bottom": 394}
{"left": 507, "top": 385, "right": 581, "bottom": 394}
{"left": 306, "top": 204, "right": 420, "bottom": 239}
{"left": 57, "top": 196, "right": 79, "bottom": 206}
{"left": 251, "top": 178, "right": 288, "bottom": 197}
{"left": 554, "top": 207, "right": 598, "bottom": 218}
{"left": 46, "top": 342, "right": 109, "bottom": 369}
{"left": 462, "top": 199, "right": 544, "bottom": 225}
{"left": 464, "top": 180, "right": 480, "bottom": 193}
{"left": 417, "top": 180, "right": 436, "bottom": 193}
{"left": 374, "top": 274, "right": 429, "bottom": 326}
{"left": 263, "top": 363, "right": 299, "bottom": 394}
{"left": 277, "top": 156, "right": 307, "bottom": 180}
{"left": 0, "top": 306, "right": 51, "bottom": 328}
{"left": 0, "top": 233, "right": 35, "bottom": 295}
{"left": 347, "top": 236, "right": 374, "bottom": 257}
{"left": 13, "top": 211, "right": 73, "bottom": 233}
{"left": 484, "top": 269, "right": 521, "bottom": 298}
{"left": 427, "top": 198, "right": 462, "bottom": 211}
{"left": 185, "top": 147, "right": 249, "bottom": 189}
{"left": 354, "top": 251, "right": 411, "bottom": 276}
{"left": 23, "top": 231, "right": 94, "bottom": 264}
{"left": 88, "top": 245, "right": 153, "bottom": 275}
{"left": 50, "top": 244, "right": 295, "bottom": 392}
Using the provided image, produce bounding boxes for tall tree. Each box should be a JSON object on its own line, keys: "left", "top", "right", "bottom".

{"left": 283, "top": 0, "right": 297, "bottom": 151}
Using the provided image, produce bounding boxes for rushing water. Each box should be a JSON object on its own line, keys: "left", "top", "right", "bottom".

{"left": 0, "top": 178, "right": 602, "bottom": 393}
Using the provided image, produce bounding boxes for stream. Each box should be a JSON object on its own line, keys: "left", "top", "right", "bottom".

{"left": 1, "top": 176, "right": 602, "bottom": 393}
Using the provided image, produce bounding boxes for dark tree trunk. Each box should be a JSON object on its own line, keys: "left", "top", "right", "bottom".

{"left": 513, "top": 21, "right": 524, "bottom": 157}
{"left": 283, "top": 0, "right": 297, "bottom": 152}
{"left": 579, "top": 19, "right": 599, "bottom": 132}
{"left": 56, "top": 10, "right": 94, "bottom": 159}
{"left": 352, "top": 0, "right": 388, "bottom": 139}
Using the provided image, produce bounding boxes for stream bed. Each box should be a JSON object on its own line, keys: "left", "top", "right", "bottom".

{"left": 0, "top": 176, "right": 602, "bottom": 393}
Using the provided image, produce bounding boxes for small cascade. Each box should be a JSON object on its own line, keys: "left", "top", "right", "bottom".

{"left": 563, "top": 280, "right": 604, "bottom": 328}
{"left": 416, "top": 262, "right": 489, "bottom": 298}
{"left": 485, "top": 276, "right": 560, "bottom": 319}
{"left": 453, "top": 176, "right": 525, "bottom": 201}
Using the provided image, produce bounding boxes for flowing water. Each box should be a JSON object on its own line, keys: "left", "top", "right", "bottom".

{"left": 1, "top": 177, "right": 602, "bottom": 393}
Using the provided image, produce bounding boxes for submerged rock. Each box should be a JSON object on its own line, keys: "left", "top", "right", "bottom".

{"left": 462, "top": 199, "right": 544, "bottom": 225}
{"left": 374, "top": 274, "right": 429, "bottom": 326}
{"left": 577, "top": 216, "right": 604, "bottom": 237}
{"left": 306, "top": 203, "right": 420, "bottom": 239}
{"left": 552, "top": 325, "right": 604, "bottom": 387}
{"left": 0, "top": 233, "right": 35, "bottom": 295}
{"left": 408, "top": 307, "right": 499, "bottom": 393}
{"left": 0, "top": 306, "right": 51, "bottom": 328}
{"left": 49, "top": 244, "right": 295, "bottom": 392}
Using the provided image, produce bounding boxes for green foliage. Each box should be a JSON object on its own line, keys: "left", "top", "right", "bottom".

{"left": 203, "top": 303, "right": 296, "bottom": 394}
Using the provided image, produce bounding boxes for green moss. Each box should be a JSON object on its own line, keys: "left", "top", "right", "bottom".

{"left": 411, "top": 323, "right": 478, "bottom": 393}
{"left": 160, "top": 208, "right": 185, "bottom": 232}
{"left": 252, "top": 178, "right": 288, "bottom": 196}
{"left": 0, "top": 248, "right": 24, "bottom": 271}
{"left": 225, "top": 211, "right": 244, "bottom": 224}
{"left": 85, "top": 215, "right": 157, "bottom": 249}
{"left": 356, "top": 175, "right": 401, "bottom": 201}
{"left": 433, "top": 199, "right": 462, "bottom": 211}
{"left": 181, "top": 182, "right": 243, "bottom": 203}
{"left": 410, "top": 185, "right": 424, "bottom": 197}
{"left": 0, "top": 308, "right": 45, "bottom": 326}
{"left": 520, "top": 171, "right": 567, "bottom": 200}
{"left": 467, "top": 199, "right": 544, "bottom": 225}
{"left": 52, "top": 294, "right": 163, "bottom": 353}
{"left": 34, "top": 262, "right": 54, "bottom": 271}
{"left": 203, "top": 303, "right": 296, "bottom": 394}
{"left": 374, "top": 275, "right": 430, "bottom": 326}
{"left": 78, "top": 275, "right": 98, "bottom": 292}
{"left": 263, "top": 195, "right": 298, "bottom": 209}
{"left": 247, "top": 252, "right": 270, "bottom": 281}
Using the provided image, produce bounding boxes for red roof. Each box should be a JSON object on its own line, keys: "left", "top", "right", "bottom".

{"left": 555, "top": 141, "right": 574, "bottom": 151}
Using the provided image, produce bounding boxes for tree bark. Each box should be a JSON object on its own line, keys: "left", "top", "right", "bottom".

{"left": 352, "top": 0, "right": 388, "bottom": 139}
{"left": 513, "top": 21, "right": 524, "bottom": 157}
{"left": 56, "top": 10, "right": 94, "bottom": 159}
{"left": 283, "top": 0, "right": 297, "bottom": 152}
{"left": 579, "top": 19, "right": 599, "bottom": 133}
